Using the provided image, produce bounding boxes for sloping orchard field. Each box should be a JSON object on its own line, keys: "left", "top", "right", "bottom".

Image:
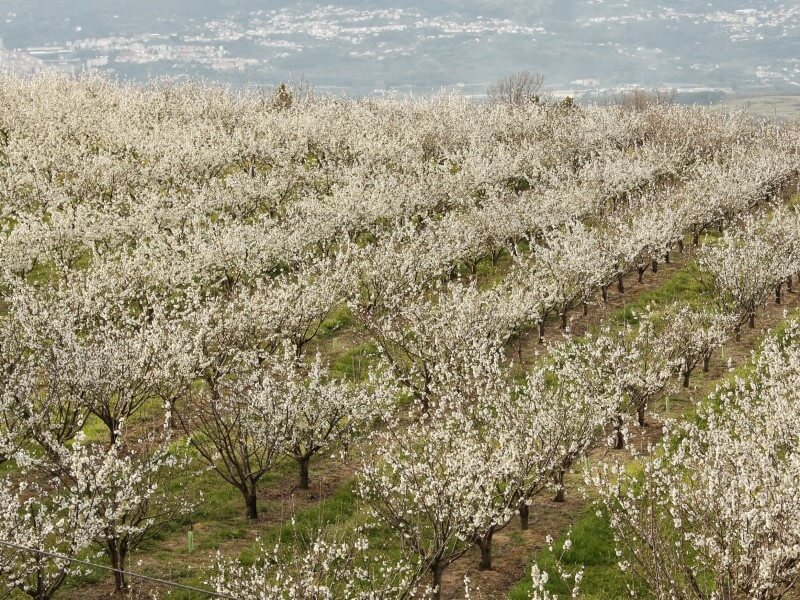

{"left": 1, "top": 75, "right": 800, "bottom": 599}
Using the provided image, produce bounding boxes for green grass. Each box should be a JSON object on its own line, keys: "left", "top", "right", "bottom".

{"left": 318, "top": 304, "right": 354, "bottom": 338}
{"left": 329, "top": 341, "right": 380, "bottom": 381}
{"left": 241, "top": 480, "right": 361, "bottom": 562}
{"left": 610, "top": 263, "right": 710, "bottom": 327}
{"left": 140, "top": 480, "right": 372, "bottom": 600}
{"left": 509, "top": 508, "right": 646, "bottom": 600}
{"left": 716, "top": 94, "right": 800, "bottom": 119}
{"left": 64, "top": 463, "right": 362, "bottom": 599}
{"left": 474, "top": 250, "right": 516, "bottom": 289}
{"left": 26, "top": 259, "right": 61, "bottom": 286}
{"left": 509, "top": 302, "right": 800, "bottom": 599}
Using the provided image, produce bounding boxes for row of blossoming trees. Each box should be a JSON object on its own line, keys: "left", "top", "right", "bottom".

{"left": 0, "top": 74, "right": 800, "bottom": 599}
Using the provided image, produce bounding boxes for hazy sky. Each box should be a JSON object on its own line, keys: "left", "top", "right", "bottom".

{"left": 1, "top": 1, "right": 798, "bottom": 95}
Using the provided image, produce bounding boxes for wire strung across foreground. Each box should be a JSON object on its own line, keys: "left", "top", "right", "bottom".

{"left": 0, "top": 539, "right": 238, "bottom": 600}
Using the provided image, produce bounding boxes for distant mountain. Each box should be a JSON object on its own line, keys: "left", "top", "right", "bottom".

{"left": 1, "top": 1, "right": 798, "bottom": 97}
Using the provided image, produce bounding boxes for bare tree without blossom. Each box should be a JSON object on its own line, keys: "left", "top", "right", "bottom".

{"left": 616, "top": 88, "right": 677, "bottom": 111}
{"left": 487, "top": 71, "right": 544, "bottom": 106}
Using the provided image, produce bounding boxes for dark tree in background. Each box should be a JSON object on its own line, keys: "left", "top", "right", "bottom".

{"left": 487, "top": 71, "right": 544, "bottom": 106}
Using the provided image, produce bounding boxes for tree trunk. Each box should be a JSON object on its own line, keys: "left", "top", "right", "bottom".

{"left": 298, "top": 456, "right": 310, "bottom": 490}
{"left": 108, "top": 543, "right": 127, "bottom": 593}
{"left": 749, "top": 312, "right": 755, "bottom": 329}
{"left": 664, "top": 251, "right": 670, "bottom": 264}
{"left": 519, "top": 504, "right": 530, "bottom": 530}
{"left": 538, "top": 321, "right": 545, "bottom": 344}
{"left": 108, "top": 418, "right": 120, "bottom": 446}
{"left": 560, "top": 311, "right": 568, "bottom": 329}
{"left": 682, "top": 370, "right": 690, "bottom": 388}
{"left": 430, "top": 560, "right": 444, "bottom": 600}
{"left": 776, "top": 284, "right": 782, "bottom": 304}
{"left": 637, "top": 405, "right": 646, "bottom": 427}
{"left": 788, "top": 276, "right": 794, "bottom": 293}
{"left": 614, "top": 415, "right": 625, "bottom": 450}
{"left": 703, "top": 354, "right": 711, "bottom": 372}
{"left": 583, "top": 301, "right": 588, "bottom": 316}
{"left": 553, "top": 470, "right": 565, "bottom": 503}
{"left": 735, "top": 326, "right": 741, "bottom": 342}
{"left": 477, "top": 530, "right": 494, "bottom": 570}
{"left": 651, "top": 260, "right": 658, "bottom": 273}
{"left": 637, "top": 267, "right": 645, "bottom": 283}
{"left": 163, "top": 396, "right": 179, "bottom": 433}
{"left": 617, "top": 275, "right": 625, "bottom": 294}
{"left": 601, "top": 285, "right": 608, "bottom": 303}
{"left": 113, "top": 569, "right": 126, "bottom": 594}
{"left": 244, "top": 488, "right": 259, "bottom": 520}
{"left": 692, "top": 231, "right": 700, "bottom": 246}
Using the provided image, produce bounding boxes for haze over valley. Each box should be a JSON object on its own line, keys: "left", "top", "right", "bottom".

{"left": 1, "top": 0, "right": 798, "bottom": 101}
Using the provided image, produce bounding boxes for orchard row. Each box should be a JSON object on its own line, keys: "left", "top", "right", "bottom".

{"left": 0, "top": 76, "right": 799, "bottom": 599}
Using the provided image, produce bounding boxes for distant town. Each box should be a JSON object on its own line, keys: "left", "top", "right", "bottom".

{"left": 1, "top": 3, "right": 799, "bottom": 100}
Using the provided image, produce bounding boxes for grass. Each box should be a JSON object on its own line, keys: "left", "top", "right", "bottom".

{"left": 131, "top": 480, "right": 391, "bottom": 600}
{"left": 509, "top": 507, "right": 646, "bottom": 600}
{"left": 329, "top": 340, "right": 380, "bottom": 381}
{"left": 717, "top": 94, "right": 800, "bottom": 120}
{"left": 238, "top": 480, "right": 362, "bottom": 562}
{"left": 61, "top": 464, "right": 364, "bottom": 598}
{"left": 318, "top": 304, "right": 354, "bottom": 338}
{"left": 610, "top": 262, "right": 710, "bottom": 327}
{"left": 508, "top": 300, "right": 800, "bottom": 599}
{"left": 474, "top": 250, "right": 517, "bottom": 289}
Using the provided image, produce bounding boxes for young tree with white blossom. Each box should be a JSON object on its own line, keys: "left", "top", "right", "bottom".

{"left": 597, "top": 321, "right": 800, "bottom": 599}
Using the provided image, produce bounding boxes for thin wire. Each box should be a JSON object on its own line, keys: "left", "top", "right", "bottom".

{"left": 0, "top": 539, "right": 238, "bottom": 600}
